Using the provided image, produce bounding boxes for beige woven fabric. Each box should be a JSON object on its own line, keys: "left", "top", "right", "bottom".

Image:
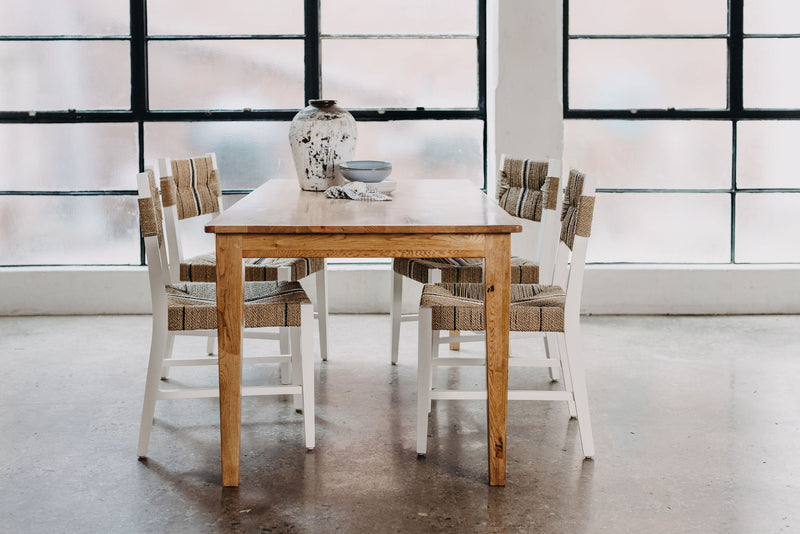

{"left": 496, "top": 157, "right": 549, "bottom": 222}
{"left": 393, "top": 256, "right": 540, "bottom": 285}
{"left": 543, "top": 176, "right": 560, "bottom": 211}
{"left": 180, "top": 254, "right": 325, "bottom": 282}
{"left": 138, "top": 169, "right": 165, "bottom": 247}
{"left": 420, "top": 283, "right": 565, "bottom": 332}
{"left": 560, "top": 169, "right": 595, "bottom": 250}
{"left": 166, "top": 281, "right": 310, "bottom": 331}
{"left": 163, "top": 155, "right": 221, "bottom": 220}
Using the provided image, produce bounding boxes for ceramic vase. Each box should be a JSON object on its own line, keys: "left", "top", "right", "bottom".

{"left": 289, "top": 99, "right": 357, "bottom": 191}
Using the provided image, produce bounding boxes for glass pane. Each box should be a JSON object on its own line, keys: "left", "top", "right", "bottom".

{"left": 736, "top": 193, "right": 800, "bottom": 262}
{"left": 354, "top": 120, "right": 483, "bottom": 187}
{"left": 0, "top": 195, "right": 140, "bottom": 265}
{"left": 588, "top": 193, "right": 731, "bottom": 263}
{"left": 0, "top": 0, "right": 128, "bottom": 35}
{"left": 737, "top": 121, "right": 800, "bottom": 188}
{"left": 744, "top": 39, "right": 800, "bottom": 109}
{"left": 0, "top": 124, "right": 138, "bottom": 191}
{"left": 570, "top": 0, "right": 727, "bottom": 35}
{"left": 569, "top": 39, "right": 727, "bottom": 110}
{"left": 0, "top": 42, "right": 129, "bottom": 111}
{"left": 322, "top": 0, "right": 476, "bottom": 35}
{"left": 148, "top": 41, "right": 304, "bottom": 110}
{"left": 745, "top": 0, "right": 800, "bottom": 34}
{"left": 565, "top": 120, "right": 731, "bottom": 189}
{"left": 148, "top": 0, "right": 302, "bottom": 35}
{"left": 144, "top": 122, "right": 295, "bottom": 190}
{"left": 322, "top": 39, "right": 477, "bottom": 108}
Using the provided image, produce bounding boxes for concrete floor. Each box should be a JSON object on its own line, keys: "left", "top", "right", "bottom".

{"left": 1, "top": 314, "right": 798, "bottom": 533}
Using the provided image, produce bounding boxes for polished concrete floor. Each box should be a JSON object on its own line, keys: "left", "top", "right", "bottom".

{"left": 1, "top": 314, "right": 798, "bottom": 533}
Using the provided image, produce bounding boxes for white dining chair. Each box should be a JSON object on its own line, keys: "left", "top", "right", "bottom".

{"left": 390, "top": 155, "right": 563, "bottom": 364}
{"left": 157, "top": 154, "right": 329, "bottom": 371}
{"left": 415, "top": 169, "right": 597, "bottom": 459}
{"left": 135, "top": 169, "right": 315, "bottom": 458}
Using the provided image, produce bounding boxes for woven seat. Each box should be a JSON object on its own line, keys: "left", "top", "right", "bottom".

{"left": 393, "top": 256, "right": 540, "bottom": 285}
{"left": 180, "top": 253, "right": 324, "bottom": 283}
{"left": 415, "top": 168, "right": 596, "bottom": 460}
{"left": 390, "top": 155, "right": 562, "bottom": 364}
{"left": 135, "top": 169, "right": 315, "bottom": 459}
{"left": 158, "top": 154, "right": 329, "bottom": 360}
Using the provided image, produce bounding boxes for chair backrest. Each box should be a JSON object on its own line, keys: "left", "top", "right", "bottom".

{"left": 496, "top": 154, "right": 562, "bottom": 284}
{"left": 158, "top": 153, "right": 222, "bottom": 282}
{"left": 552, "top": 169, "right": 596, "bottom": 322}
{"left": 136, "top": 170, "right": 169, "bottom": 315}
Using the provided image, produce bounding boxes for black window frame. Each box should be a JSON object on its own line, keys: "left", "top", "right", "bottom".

{"left": 0, "top": 0, "right": 487, "bottom": 267}
{"left": 563, "top": 0, "right": 800, "bottom": 265}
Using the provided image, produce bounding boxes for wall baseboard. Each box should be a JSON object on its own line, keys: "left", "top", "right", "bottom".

{"left": 1, "top": 264, "right": 798, "bottom": 316}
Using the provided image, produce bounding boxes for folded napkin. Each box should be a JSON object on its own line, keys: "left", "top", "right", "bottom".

{"left": 324, "top": 181, "right": 391, "bottom": 201}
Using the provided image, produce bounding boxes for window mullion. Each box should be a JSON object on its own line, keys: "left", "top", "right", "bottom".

{"left": 304, "top": 0, "right": 321, "bottom": 103}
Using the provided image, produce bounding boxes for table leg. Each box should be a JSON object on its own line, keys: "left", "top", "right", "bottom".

{"left": 484, "top": 233, "right": 511, "bottom": 486}
{"left": 215, "top": 235, "right": 244, "bottom": 487}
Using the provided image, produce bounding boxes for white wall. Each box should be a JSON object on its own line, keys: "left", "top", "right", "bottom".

{"left": 1, "top": 0, "right": 798, "bottom": 316}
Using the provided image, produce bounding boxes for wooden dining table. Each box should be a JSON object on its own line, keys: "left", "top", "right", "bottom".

{"left": 205, "top": 178, "right": 522, "bottom": 487}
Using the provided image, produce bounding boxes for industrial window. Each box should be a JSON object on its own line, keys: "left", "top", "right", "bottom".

{"left": 564, "top": 0, "right": 800, "bottom": 264}
{"left": 0, "top": 0, "right": 486, "bottom": 266}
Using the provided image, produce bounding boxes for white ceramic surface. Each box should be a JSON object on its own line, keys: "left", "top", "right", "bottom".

{"left": 338, "top": 160, "right": 392, "bottom": 183}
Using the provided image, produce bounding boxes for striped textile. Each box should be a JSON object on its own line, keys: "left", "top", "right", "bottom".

{"left": 180, "top": 254, "right": 324, "bottom": 283}
{"left": 166, "top": 281, "right": 310, "bottom": 331}
{"left": 559, "top": 169, "right": 595, "bottom": 250}
{"left": 420, "top": 283, "right": 565, "bottom": 333}
{"left": 393, "top": 256, "right": 540, "bottom": 285}
{"left": 496, "top": 157, "right": 553, "bottom": 222}
{"left": 137, "top": 169, "right": 165, "bottom": 247}
{"left": 160, "top": 155, "right": 221, "bottom": 219}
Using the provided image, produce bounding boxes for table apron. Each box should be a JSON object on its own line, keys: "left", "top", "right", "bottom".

{"left": 238, "top": 233, "right": 494, "bottom": 258}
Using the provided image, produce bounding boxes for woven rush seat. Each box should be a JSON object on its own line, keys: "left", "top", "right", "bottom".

{"left": 180, "top": 254, "right": 324, "bottom": 283}
{"left": 393, "top": 256, "right": 540, "bottom": 284}
{"left": 420, "top": 282, "right": 565, "bottom": 333}
{"left": 166, "top": 281, "right": 310, "bottom": 331}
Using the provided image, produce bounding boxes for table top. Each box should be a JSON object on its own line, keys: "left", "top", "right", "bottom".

{"left": 205, "top": 179, "right": 522, "bottom": 235}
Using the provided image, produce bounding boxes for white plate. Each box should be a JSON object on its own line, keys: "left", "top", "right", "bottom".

{"left": 369, "top": 178, "right": 397, "bottom": 194}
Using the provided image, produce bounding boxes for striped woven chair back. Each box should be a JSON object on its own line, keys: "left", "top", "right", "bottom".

{"left": 137, "top": 169, "right": 165, "bottom": 247}
{"left": 559, "top": 169, "right": 596, "bottom": 250}
{"left": 159, "top": 154, "right": 221, "bottom": 220}
{"left": 496, "top": 156, "right": 559, "bottom": 222}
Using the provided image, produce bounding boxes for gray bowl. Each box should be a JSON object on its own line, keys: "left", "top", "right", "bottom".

{"left": 339, "top": 160, "right": 392, "bottom": 183}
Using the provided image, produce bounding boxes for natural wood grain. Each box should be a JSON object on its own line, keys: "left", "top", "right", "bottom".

{"left": 206, "top": 180, "right": 522, "bottom": 235}
{"left": 207, "top": 178, "right": 520, "bottom": 487}
{"left": 484, "top": 233, "right": 511, "bottom": 486}
{"left": 215, "top": 234, "right": 244, "bottom": 487}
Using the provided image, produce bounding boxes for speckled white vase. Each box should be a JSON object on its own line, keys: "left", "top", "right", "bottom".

{"left": 289, "top": 99, "right": 357, "bottom": 191}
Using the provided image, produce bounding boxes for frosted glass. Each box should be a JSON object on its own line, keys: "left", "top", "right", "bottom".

{"left": 144, "top": 122, "right": 295, "bottom": 190}
{"left": 588, "top": 193, "right": 731, "bottom": 263}
{"left": 565, "top": 120, "right": 731, "bottom": 189}
{"left": 744, "top": 39, "right": 800, "bottom": 109}
{"left": 570, "top": 0, "right": 727, "bottom": 36}
{"left": 322, "top": 39, "right": 477, "bottom": 109}
{"left": 737, "top": 121, "right": 800, "bottom": 188}
{"left": 321, "top": 0, "right": 476, "bottom": 34}
{"left": 0, "top": 42, "right": 129, "bottom": 111}
{"left": 735, "top": 194, "right": 800, "bottom": 262}
{"left": 0, "top": 124, "right": 138, "bottom": 191}
{"left": 0, "top": 0, "right": 128, "bottom": 35}
{"left": 148, "top": 0, "right": 302, "bottom": 35}
{"left": 0, "top": 196, "right": 140, "bottom": 265}
{"left": 148, "top": 41, "right": 304, "bottom": 110}
{"left": 569, "top": 39, "right": 727, "bottom": 110}
{"left": 744, "top": 0, "right": 800, "bottom": 34}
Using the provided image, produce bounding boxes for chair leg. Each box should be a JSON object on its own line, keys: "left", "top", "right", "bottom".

{"left": 544, "top": 332, "right": 561, "bottom": 382}
{"left": 562, "top": 329, "right": 594, "bottom": 459}
{"left": 299, "top": 304, "right": 316, "bottom": 451}
{"left": 556, "top": 333, "right": 578, "bottom": 418}
{"left": 390, "top": 268, "right": 403, "bottom": 365}
{"left": 160, "top": 332, "right": 175, "bottom": 380}
{"left": 205, "top": 335, "right": 216, "bottom": 356}
{"left": 416, "top": 306, "right": 433, "bottom": 456}
{"left": 138, "top": 318, "right": 168, "bottom": 458}
{"left": 279, "top": 266, "right": 291, "bottom": 384}
{"left": 291, "top": 327, "right": 303, "bottom": 413}
{"left": 315, "top": 263, "right": 329, "bottom": 362}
